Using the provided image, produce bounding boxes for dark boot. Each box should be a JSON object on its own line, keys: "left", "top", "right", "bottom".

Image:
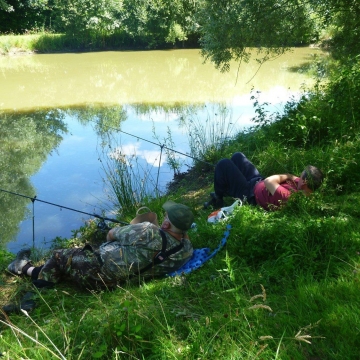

{"left": 203, "top": 192, "right": 224, "bottom": 209}
{"left": 2, "top": 292, "right": 36, "bottom": 314}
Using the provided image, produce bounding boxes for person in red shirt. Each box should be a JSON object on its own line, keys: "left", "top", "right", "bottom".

{"left": 204, "top": 152, "right": 324, "bottom": 211}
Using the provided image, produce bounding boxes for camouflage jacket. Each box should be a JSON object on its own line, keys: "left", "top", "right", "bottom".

{"left": 97, "top": 222, "right": 193, "bottom": 281}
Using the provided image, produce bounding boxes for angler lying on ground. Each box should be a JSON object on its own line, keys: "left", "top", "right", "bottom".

{"left": 7, "top": 201, "right": 194, "bottom": 290}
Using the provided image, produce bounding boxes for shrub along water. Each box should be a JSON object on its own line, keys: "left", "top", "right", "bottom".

{"left": 1, "top": 57, "right": 360, "bottom": 359}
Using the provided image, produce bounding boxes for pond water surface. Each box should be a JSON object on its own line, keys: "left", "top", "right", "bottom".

{"left": 0, "top": 48, "right": 321, "bottom": 252}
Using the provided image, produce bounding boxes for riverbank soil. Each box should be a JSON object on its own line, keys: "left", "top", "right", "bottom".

{"left": 166, "top": 165, "right": 213, "bottom": 200}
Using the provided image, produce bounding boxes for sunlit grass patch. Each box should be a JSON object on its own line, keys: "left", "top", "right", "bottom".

{"left": 0, "top": 33, "right": 34, "bottom": 54}
{"left": 0, "top": 33, "right": 94, "bottom": 54}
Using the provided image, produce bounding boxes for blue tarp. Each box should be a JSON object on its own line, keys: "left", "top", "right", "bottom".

{"left": 168, "top": 224, "right": 231, "bottom": 276}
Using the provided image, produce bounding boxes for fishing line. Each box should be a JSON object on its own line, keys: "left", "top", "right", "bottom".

{"left": 94, "top": 119, "right": 216, "bottom": 168}
{"left": 0, "top": 188, "right": 129, "bottom": 225}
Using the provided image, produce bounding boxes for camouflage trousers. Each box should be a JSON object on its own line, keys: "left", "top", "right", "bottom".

{"left": 38, "top": 246, "right": 117, "bottom": 289}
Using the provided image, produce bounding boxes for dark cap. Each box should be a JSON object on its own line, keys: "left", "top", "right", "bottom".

{"left": 162, "top": 200, "right": 194, "bottom": 231}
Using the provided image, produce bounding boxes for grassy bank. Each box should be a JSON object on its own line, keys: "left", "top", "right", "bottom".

{"left": 0, "top": 33, "right": 68, "bottom": 55}
{"left": 0, "top": 32, "right": 194, "bottom": 55}
{"left": 1, "top": 57, "right": 360, "bottom": 359}
{"left": 0, "top": 32, "right": 120, "bottom": 55}
{"left": 1, "top": 191, "right": 359, "bottom": 359}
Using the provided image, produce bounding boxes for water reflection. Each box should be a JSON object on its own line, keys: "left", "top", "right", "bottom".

{"left": 0, "top": 49, "right": 320, "bottom": 252}
{"left": 2, "top": 108, "right": 123, "bottom": 251}
{"left": 2, "top": 104, "right": 210, "bottom": 251}
{"left": 0, "top": 110, "right": 67, "bottom": 248}
{"left": 0, "top": 49, "right": 319, "bottom": 112}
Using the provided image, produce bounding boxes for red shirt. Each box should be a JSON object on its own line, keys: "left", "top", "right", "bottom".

{"left": 254, "top": 177, "right": 300, "bottom": 210}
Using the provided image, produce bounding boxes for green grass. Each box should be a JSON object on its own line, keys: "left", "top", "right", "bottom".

{"left": 0, "top": 34, "right": 39, "bottom": 54}
{"left": 1, "top": 192, "right": 360, "bottom": 359}
{"left": 0, "top": 33, "right": 73, "bottom": 54}
{"left": 0, "top": 30, "right": 177, "bottom": 55}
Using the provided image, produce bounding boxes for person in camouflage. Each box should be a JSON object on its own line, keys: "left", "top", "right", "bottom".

{"left": 7, "top": 201, "right": 194, "bottom": 290}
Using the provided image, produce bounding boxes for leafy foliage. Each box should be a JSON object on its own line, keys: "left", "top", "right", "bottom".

{"left": 51, "top": 0, "right": 124, "bottom": 44}
{"left": 198, "top": 0, "right": 317, "bottom": 72}
{"left": 0, "top": 0, "right": 51, "bottom": 34}
{"left": 0, "top": 249, "right": 14, "bottom": 271}
{"left": 317, "top": 0, "right": 360, "bottom": 61}
{"left": 0, "top": 0, "right": 201, "bottom": 49}
{"left": 1, "top": 0, "right": 359, "bottom": 63}
{"left": 242, "top": 57, "right": 360, "bottom": 194}
{"left": 120, "top": 0, "right": 200, "bottom": 48}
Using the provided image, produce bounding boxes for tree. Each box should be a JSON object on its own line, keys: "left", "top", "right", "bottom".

{"left": 0, "top": 0, "right": 51, "bottom": 33}
{"left": 198, "top": 0, "right": 360, "bottom": 71}
{"left": 0, "top": 0, "right": 11, "bottom": 11}
{"left": 197, "top": 0, "right": 319, "bottom": 72}
{"left": 318, "top": 0, "right": 360, "bottom": 60}
{"left": 52, "top": 0, "right": 124, "bottom": 40}
{"left": 121, "top": 0, "right": 201, "bottom": 48}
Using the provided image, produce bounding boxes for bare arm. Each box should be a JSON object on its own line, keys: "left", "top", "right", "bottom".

{"left": 106, "top": 228, "right": 116, "bottom": 241}
{"left": 263, "top": 174, "right": 297, "bottom": 195}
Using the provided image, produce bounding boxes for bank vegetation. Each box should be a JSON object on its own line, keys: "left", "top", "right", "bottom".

{"left": 1, "top": 0, "right": 360, "bottom": 359}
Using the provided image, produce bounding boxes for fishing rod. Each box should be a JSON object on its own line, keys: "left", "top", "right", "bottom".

{"left": 0, "top": 188, "right": 129, "bottom": 225}
{"left": 112, "top": 127, "right": 216, "bottom": 168}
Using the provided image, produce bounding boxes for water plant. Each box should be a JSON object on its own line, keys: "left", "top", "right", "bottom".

{"left": 152, "top": 123, "right": 184, "bottom": 177}
{"left": 184, "top": 103, "right": 238, "bottom": 169}
{"left": 100, "top": 145, "right": 159, "bottom": 215}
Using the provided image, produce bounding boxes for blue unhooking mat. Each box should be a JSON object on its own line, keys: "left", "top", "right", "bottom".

{"left": 167, "top": 225, "right": 231, "bottom": 276}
